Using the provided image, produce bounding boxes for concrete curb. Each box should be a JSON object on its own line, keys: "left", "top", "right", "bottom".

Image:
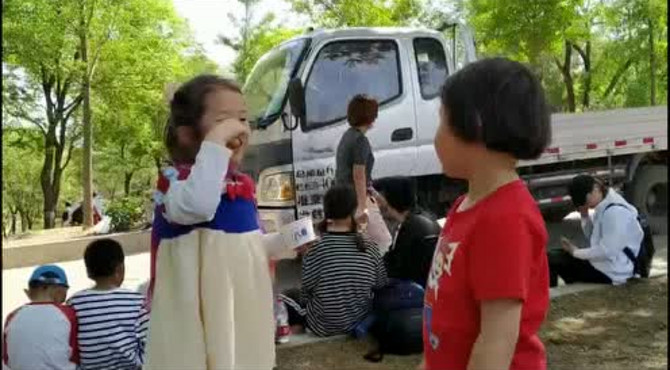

{"left": 2, "top": 230, "right": 151, "bottom": 269}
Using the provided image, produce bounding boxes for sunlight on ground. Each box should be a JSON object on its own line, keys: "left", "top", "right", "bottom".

{"left": 582, "top": 309, "right": 622, "bottom": 320}
{"left": 629, "top": 309, "right": 654, "bottom": 318}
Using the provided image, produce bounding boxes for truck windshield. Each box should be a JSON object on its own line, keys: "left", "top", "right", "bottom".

{"left": 244, "top": 37, "right": 309, "bottom": 129}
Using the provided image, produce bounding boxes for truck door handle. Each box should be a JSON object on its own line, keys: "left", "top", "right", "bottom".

{"left": 391, "top": 128, "right": 413, "bottom": 142}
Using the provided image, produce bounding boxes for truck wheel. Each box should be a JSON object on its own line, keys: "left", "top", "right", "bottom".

{"left": 631, "top": 165, "right": 667, "bottom": 235}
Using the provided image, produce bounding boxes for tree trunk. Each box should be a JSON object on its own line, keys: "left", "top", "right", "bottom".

{"left": 10, "top": 212, "right": 17, "bottom": 235}
{"left": 556, "top": 41, "right": 576, "bottom": 113}
{"left": 648, "top": 17, "right": 656, "bottom": 105}
{"left": 576, "top": 41, "right": 591, "bottom": 109}
{"left": 41, "top": 140, "right": 58, "bottom": 229}
{"left": 80, "top": 3, "right": 94, "bottom": 228}
{"left": 124, "top": 171, "right": 134, "bottom": 196}
{"left": 20, "top": 210, "right": 28, "bottom": 233}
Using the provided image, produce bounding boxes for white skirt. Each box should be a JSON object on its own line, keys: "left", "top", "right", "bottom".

{"left": 145, "top": 230, "right": 275, "bottom": 370}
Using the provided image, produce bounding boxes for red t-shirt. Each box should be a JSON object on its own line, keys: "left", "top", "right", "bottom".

{"left": 423, "top": 180, "right": 549, "bottom": 370}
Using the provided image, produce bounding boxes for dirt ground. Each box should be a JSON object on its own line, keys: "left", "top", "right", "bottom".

{"left": 276, "top": 276, "right": 668, "bottom": 370}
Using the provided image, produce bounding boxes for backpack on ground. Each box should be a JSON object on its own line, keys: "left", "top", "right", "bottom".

{"left": 604, "top": 203, "right": 655, "bottom": 278}
{"left": 363, "top": 280, "right": 425, "bottom": 362}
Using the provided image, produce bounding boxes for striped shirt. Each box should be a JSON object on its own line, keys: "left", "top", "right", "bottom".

{"left": 300, "top": 232, "right": 388, "bottom": 336}
{"left": 67, "top": 288, "right": 149, "bottom": 370}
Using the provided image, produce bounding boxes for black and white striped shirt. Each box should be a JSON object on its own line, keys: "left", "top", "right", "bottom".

{"left": 67, "top": 288, "right": 149, "bottom": 370}
{"left": 300, "top": 232, "right": 388, "bottom": 336}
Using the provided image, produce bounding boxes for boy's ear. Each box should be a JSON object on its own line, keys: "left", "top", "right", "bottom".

{"left": 24, "top": 288, "right": 31, "bottom": 300}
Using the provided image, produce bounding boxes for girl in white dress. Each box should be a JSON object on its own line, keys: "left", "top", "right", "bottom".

{"left": 145, "top": 75, "right": 291, "bottom": 369}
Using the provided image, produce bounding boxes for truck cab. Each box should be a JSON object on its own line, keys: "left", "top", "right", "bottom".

{"left": 243, "top": 27, "right": 474, "bottom": 233}
{"left": 242, "top": 27, "right": 667, "bottom": 236}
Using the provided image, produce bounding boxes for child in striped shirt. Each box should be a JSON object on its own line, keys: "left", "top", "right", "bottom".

{"left": 68, "top": 239, "right": 149, "bottom": 370}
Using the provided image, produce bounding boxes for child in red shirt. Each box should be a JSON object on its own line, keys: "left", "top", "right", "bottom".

{"left": 422, "top": 58, "right": 552, "bottom": 370}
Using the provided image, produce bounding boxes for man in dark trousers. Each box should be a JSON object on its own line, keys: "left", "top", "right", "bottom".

{"left": 375, "top": 177, "right": 442, "bottom": 288}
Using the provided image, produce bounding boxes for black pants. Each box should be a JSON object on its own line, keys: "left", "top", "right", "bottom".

{"left": 547, "top": 249, "right": 612, "bottom": 288}
{"left": 279, "top": 288, "right": 308, "bottom": 327}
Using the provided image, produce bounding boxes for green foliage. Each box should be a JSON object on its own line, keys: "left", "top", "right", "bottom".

{"left": 219, "top": 3, "right": 302, "bottom": 83}
{"left": 289, "top": 0, "right": 422, "bottom": 27}
{"left": 106, "top": 196, "right": 145, "bottom": 232}
{"left": 3, "top": 0, "right": 219, "bottom": 230}
{"left": 2, "top": 128, "right": 44, "bottom": 234}
{"left": 466, "top": 0, "right": 667, "bottom": 112}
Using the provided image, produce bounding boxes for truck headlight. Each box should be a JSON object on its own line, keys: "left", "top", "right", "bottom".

{"left": 259, "top": 171, "right": 295, "bottom": 205}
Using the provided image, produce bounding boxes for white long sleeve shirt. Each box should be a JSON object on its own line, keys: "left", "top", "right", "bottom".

{"left": 161, "top": 141, "right": 291, "bottom": 260}
{"left": 573, "top": 189, "right": 644, "bottom": 284}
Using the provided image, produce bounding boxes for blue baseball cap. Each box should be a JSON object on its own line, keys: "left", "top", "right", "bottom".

{"left": 28, "top": 265, "right": 69, "bottom": 288}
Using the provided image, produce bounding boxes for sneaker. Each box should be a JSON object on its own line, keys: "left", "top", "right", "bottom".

{"left": 276, "top": 324, "right": 291, "bottom": 344}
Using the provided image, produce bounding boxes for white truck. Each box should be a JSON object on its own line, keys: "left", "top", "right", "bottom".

{"left": 241, "top": 26, "right": 667, "bottom": 237}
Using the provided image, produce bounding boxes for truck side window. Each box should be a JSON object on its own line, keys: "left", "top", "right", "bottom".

{"left": 304, "top": 40, "right": 401, "bottom": 130}
{"left": 414, "top": 38, "right": 448, "bottom": 100}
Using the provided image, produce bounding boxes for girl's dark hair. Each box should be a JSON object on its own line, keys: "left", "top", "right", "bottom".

{"left": 318, "top": 185, "right": 367, "bottom": 251}
{"left": 165, "top": 75, "right": 242, "bottom": 163}
{"left": 440, "top": 57, "right": 551, "bottom": 160}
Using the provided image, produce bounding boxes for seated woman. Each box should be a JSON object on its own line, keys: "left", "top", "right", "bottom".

{"left": 375, "top": 177, "right": 442, "bottom": 288}
{"left": 281, "top": 185, "right": 388, "bottom": 337}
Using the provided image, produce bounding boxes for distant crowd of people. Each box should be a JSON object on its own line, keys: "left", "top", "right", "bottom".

{"left": 3, "top": 57, "right": 653, "bottom": 370}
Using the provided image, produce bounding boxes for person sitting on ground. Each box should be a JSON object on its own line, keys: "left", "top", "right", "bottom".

{"left": 548, "top": 175, "right": 644, "bottom": 287}
{"left": 67, "top": 239, "right": 149, "bottom": 369}
{"left": 375, "top": 177, "right": 441, "bottom": 288}
{"left": 3, "top": 265, "right": 79, "bottom": 370}
{"left": 280, "top": 185, "right": 388, "bottom": 337}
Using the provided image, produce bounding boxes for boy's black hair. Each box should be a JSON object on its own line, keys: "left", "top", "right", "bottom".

{"left": 569, "top": 175, "right": 608, "bottom": 208}
{"left": 319, "top": 185, "right": 366, "bottom": 251}
{"left": 374, "top": 177, "right": 417, "bottom": 213}
{"left": 84, "top": 238, "right": 125, "bottom": 279}
{"left": 440, "top": 57, "right": 551, "bottom": 160}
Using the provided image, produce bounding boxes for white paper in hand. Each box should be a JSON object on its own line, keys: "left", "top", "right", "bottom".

{"left": 280, "top": 217, "right": 317, "bottom": 249}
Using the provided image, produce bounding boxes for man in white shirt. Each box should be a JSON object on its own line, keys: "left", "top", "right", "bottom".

{"left": 548, "top": 175, "right": 644, "bottom": 287}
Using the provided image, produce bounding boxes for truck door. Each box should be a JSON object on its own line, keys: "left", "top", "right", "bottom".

{"left": 291, "top": 38, "right": 418, "bottom": 220}
{"left": 411, "top": 37, "right": 450, "bottom": 177}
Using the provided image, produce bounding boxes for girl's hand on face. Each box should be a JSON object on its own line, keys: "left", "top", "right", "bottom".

{"left": 204, "top": 118, "right": 250, "bottom": 149}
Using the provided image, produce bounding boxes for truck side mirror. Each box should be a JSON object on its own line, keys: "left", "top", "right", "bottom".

{"left": 288, "top": 78, "right": 306, "bottom": 129}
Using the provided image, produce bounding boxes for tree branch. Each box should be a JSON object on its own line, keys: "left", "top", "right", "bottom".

{"left": 64, "top": 95, "right": 84, "bottom": 115}
{"left": 602, "top": 58, "right": 635, "bottom": 99}
{"left": 571, "top": 43, "right": 588, "bottom": 63}
{"left": 61, "top": 136, "right": 77, "bottom": 171}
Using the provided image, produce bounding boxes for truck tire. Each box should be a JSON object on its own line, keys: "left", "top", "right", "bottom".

{"left": 630, "top": 165, "right": 667, "bottom": 235}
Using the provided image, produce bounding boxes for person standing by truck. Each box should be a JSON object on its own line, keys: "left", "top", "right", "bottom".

{"left": 335, "top": 94, "right": 393, "bottom": 253}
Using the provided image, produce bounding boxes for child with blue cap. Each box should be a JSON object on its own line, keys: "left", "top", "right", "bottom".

{"left": 3, "top": 264, "right": 79, "bottom": 370}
